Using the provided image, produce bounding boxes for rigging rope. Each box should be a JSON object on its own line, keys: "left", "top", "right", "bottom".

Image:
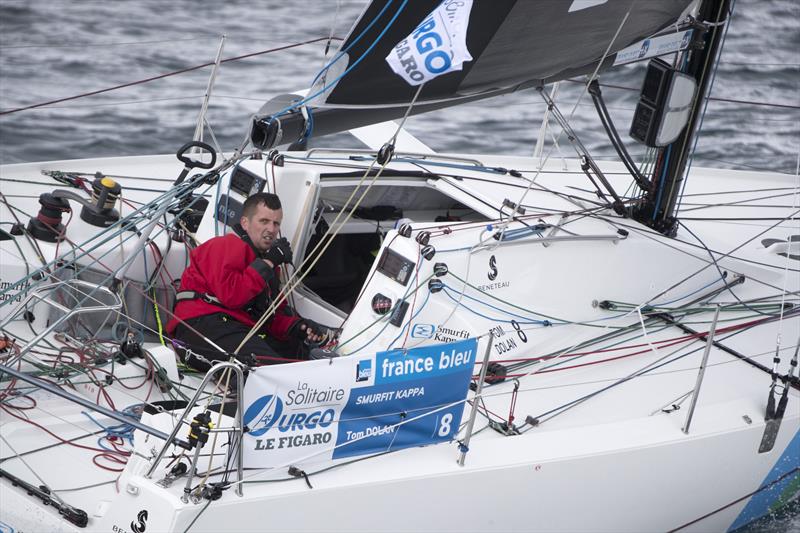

{"left": 674, "top": 0, "right": 737, "bottom": 215}
{"left": 565, "top": 78, "right": 800, "bottom": 111}
{"left": 0, "top": 37, "right": 341, "bottom": 116}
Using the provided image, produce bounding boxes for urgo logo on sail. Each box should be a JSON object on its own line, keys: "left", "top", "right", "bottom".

{"left": 385, "top": 0, "right": 473, "bottom": 86}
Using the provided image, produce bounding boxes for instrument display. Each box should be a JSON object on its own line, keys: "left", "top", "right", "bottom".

{"left": 230, "top": 166, "right": 266, "bottom": 197}
{"left": 376, "top": 248, "right": 415, "bottom": 286}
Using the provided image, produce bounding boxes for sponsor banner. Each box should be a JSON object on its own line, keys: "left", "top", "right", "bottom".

{"left": 385, "top": 0, "right": 473, "bottom": 86}
{"left": 242, "top": 338, "right": 477, "bottom": 468}
{"left": 613, "top": 30, "right": 693, "bottom": 66}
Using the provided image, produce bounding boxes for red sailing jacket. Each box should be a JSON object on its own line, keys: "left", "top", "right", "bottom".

{"left": 166, "top": 233, "right": 299, "bottom": 340}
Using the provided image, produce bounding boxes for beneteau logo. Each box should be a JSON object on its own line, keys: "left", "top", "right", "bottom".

{"left": 130, "top": 510, "right": 148, "bottom": 533}
{"left": 488, "top": 255, "right": 498, "bottom": 280}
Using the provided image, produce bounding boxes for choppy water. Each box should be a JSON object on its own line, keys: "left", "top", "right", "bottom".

{"left": 0, "top": 0, "right": 798, "bottom": 530}
{"left": 1, "top": 0, "right": 798, "bottom": 173}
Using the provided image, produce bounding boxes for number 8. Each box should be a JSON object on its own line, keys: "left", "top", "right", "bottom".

{"left": 511, "top": 320, "right": 528, "bottom": 343}
{"left": 438, "top": 413, "right": 453, "bottom": 436}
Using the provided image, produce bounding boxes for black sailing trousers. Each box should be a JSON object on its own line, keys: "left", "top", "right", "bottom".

{"left": 173, "top": 313, "right": 303, "bottom": 374}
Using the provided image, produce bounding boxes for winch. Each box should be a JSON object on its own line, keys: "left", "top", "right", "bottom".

{"left": 27, "top": 173, "right": 124, "bottom": 241}
{"left": 26, "top": 193, "right": 70, "bottom": 242}
{"left": 80, "top": 174, "right": 121, "bottom": 227}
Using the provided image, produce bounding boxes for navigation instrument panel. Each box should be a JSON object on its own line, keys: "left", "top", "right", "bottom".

{"left": 376, "top": 248, "right": 415, "bottom": 286}
{"left": 230, "top": 166, "right": 266, "bottom": 197}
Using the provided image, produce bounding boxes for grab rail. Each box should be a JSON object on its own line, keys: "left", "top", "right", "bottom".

{"left": 305, "top": 148, "right": 485, "bottom": 168}
{"left": 471, "top": 231, "right": 627, "bottom": 254}
{"left": 145, "top": 361, "right": 245, "bottom": 499}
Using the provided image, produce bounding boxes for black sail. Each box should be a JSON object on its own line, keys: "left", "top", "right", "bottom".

{"left": 251, "top": 0, "right": 694, "bottom": 149}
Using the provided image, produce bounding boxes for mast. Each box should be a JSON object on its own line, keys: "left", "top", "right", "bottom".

{"left": 631, "top": 0, "right": 731, "bottom": 236}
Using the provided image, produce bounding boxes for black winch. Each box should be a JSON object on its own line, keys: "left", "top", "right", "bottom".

{"left": 80, "top": 174, "right": 121, "bottom": 227}
{"left": 27, "top": 193, "right": 70, "bottom": 242}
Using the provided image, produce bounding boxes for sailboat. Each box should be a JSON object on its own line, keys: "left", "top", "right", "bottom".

{"left": 1, "top": 0, "right": 797, "bottom": 531}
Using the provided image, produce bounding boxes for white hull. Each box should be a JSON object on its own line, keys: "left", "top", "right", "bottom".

{"left": 1, "top": 152, "right": 798, "bottom": 532}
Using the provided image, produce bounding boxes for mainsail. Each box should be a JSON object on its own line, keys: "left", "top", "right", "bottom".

{"left": 251, "top": 0, "right": 695, "bottom": 149}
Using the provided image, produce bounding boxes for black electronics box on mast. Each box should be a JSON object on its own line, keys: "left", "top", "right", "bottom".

{"left": 630, "top": 59, "right": 673, "bottom": 146}
{"left": 629, "top": 58, "right": 696, "bottom": 148}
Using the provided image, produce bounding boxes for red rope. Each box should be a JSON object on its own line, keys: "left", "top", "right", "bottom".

{"left": 36, "top": 213, "right": 62, "bottom": 226}
{"left": 507, "top": 382, "right": 519, "bottom": 426}
{"left": 473, "top": 314, "right": 776, "bottom": 380}
{"left": 475, "top": 314, "right": 774, "bottom": 368}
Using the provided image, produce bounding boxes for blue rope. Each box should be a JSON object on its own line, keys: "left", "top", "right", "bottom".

{"left": 267, "top": 0, "right": 409, "bottom": 122}
{"left": 654, "top": 273, "right": 726, "bottom": 307}
{"left": 308, "top": 0, "right": 397, "bottom": 89}
{"left": 82, "top": 404, "right": 143, "bottom": 446}
{"left": 441, "top": 285, "right": 550, "bottom": 325}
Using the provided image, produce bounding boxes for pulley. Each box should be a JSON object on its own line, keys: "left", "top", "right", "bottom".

{"left": 267, "top": 149, "right": 285, "bottom": 167}
{"left": 119, "top": 331, "right": 143, "bottom": 361}
{"left": 421, "top": 245, "right": 436, "bottom": 261}
{"left": 397, "top": 223, "right": 413, "bottom": 238}
{"left": 376, "top": 142, "right": 395, "bottom": 165}
{"left": 251, "top": 116, "right": 283, "bottom": 150}
{"left": 428, "top": 279, "right": 444, "bottom": 293}
{"left": 433, "top": 262, "right": 449, "bottom": 277}
{"left": 485, "top": 362, "right": 508, "bottom": 384}
{"left": 415, "top": 231, "right": 431, "bottom": 246}
{"left": 201, "top": 483, "right": 226, "bottom": 501}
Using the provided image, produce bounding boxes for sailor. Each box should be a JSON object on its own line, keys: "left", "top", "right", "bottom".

{"left": 166, "top": 192, "right": 329, "bottom": 374}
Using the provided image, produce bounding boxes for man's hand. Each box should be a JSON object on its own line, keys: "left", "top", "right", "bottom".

{"left": 235, "top": 352, "right": 257, "bottom": 368}
{"left": 263, "top": 237, "right": 293, "bottom": 267}
{"left": 294, "top": 319, "right": 330, "bottom": 345}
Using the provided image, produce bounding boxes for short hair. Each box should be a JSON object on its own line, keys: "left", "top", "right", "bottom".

{"left": 242, "top": 192, "right": 282, "bottom": 219}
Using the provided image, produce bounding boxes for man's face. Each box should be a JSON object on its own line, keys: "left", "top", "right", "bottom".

{"left": 241, "top": 203, "right": 283, "bottom": 253}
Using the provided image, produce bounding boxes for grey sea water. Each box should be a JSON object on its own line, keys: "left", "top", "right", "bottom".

{"left": 0, "top": 0, "right": 798, "bottom": 531}
{"left": 0, "top": 0, "right": 798, "bottom": 172}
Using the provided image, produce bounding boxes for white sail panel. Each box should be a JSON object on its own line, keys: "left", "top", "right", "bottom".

{"left": 385, "top": 0, "right": 474, "bottom": 86}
